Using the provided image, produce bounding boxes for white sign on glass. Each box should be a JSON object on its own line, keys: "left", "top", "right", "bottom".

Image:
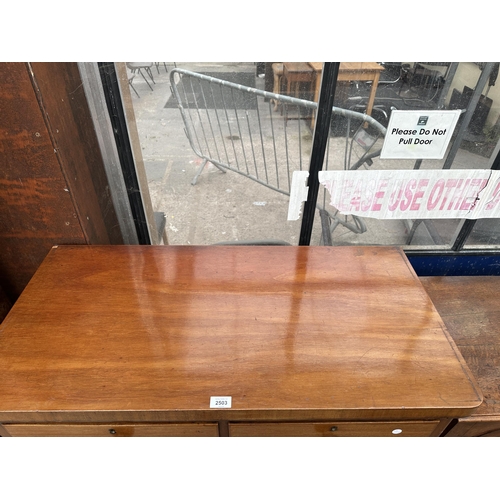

{"left": 380, "top": 110, "right": 461, "bottom": 159}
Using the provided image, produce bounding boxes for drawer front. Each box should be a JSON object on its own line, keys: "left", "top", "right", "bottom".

{"left": 229, "top": 421, "right": 440, "bottom": 437}
{"left": 2, "top": 423, "right": 219, "bottom": 437}
{"left": 445, "top": 418, "right": 500, "bottom": 437}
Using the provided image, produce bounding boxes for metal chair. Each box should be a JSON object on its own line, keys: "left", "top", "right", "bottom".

{"left": 128, "top": 74, "right": 140, "bottom": 98}
{"left": 154, "top": 62, "right": 177, "bottom": 74}
{"left": 155, "top": 62, "right": 168, "bottom": 74}
{"left": 404, "top": 62, "right": 451, "bottom": 102}
{"left": 126, "top": 63, "right": 155, "bottom": 91}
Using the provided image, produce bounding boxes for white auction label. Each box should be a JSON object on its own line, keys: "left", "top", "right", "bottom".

{"left": 380, "top": 110, "right": 461, "bottom": 159}
{"left": 210, "top": 396, "right": 232, "bottom": 408}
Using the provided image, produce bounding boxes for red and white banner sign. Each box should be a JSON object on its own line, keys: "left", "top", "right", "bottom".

{"left": 317, "top": 170, "right": 500, "bottom": 219}
{"left": 287, "top": 169, "right": 500, "bottom": 221}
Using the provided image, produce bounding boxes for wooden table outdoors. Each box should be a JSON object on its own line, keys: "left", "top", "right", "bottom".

{"left": 0, "top": 245, "right": 482, "bottom": 437}
{"left": 309, "top": 62, "right": 384, "bottom": 116}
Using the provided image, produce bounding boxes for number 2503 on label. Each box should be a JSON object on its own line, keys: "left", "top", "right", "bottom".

{"left": 210, "top": 396, "right": 232, "bottom": 408}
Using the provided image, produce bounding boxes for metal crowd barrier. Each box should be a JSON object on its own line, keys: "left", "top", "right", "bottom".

{"left": 169, "top": 68, "right": 387, "bottom": 238}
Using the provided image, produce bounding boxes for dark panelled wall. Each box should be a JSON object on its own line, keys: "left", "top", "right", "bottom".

{"left": 0, "top": 62, "right": 124, "bottom": 321}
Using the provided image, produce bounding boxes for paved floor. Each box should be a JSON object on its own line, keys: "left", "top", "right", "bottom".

{"left": 126, "top": 62, "right": 493, "bottom": 247}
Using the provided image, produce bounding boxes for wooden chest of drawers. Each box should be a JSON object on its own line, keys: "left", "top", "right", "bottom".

{"left": 0, "top": 246, "right": 482, "bottom": 436}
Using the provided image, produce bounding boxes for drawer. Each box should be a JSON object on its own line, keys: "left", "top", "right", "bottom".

{"left": 229, "top": 421, "right": 440, "bottom": 437}
{"left": 2, "top": 423, "right": 219, "bottom": 437}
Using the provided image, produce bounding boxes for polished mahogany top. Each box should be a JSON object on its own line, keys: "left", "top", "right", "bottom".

{"left": 0, "top": 245, "right": 482, "bottom": 423}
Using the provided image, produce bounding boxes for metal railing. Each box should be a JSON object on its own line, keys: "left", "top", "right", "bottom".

{"left": 169, "top": 68, "right": 387, "bottom": 237}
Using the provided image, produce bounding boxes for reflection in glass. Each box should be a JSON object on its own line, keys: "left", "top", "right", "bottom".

{"left": 119, "top": 62, "right": 500, "bottom": 251}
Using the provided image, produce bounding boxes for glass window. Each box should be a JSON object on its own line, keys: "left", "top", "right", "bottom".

{"left": 115, "top": 62, "right": 500, "bottom": 251}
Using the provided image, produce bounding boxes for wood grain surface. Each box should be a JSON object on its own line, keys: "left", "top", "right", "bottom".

{"left": 0, "top": 245, "right": 482, "bottom": 424}
{"left": 29, "top": 62, "right": 124, "bottom": 246}
{"left": 0, "top": 63, "right": 87, "bottom": 301}
{"left": 3, "top": 423, "right": 219, "bottom": 437}
{"left": 421, "top": 276, "right": 500, "bottom": 436}
{"left": 229, "top": 420, "right": 441, "bottom": 437}
{"left": 0, "top": 62, "right": 123, "bottom": 311}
